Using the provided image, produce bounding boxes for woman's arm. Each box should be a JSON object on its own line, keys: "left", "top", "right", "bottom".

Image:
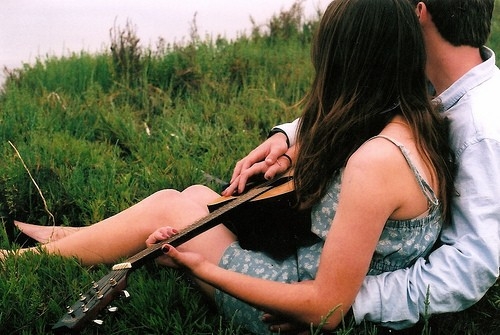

{"left": 162, "top": 139, "right": 411, "bottom": 329}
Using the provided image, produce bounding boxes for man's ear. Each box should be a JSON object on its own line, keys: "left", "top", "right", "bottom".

{"left": 415, "top": 2, "right": 428, "bottom": 22}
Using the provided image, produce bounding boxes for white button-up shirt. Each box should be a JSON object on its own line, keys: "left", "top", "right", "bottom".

{"left": 353, "top": 47, "right": 500, "bottom": 329}
{"left": 274, "top": 47, "right": 500, "bottom": 329}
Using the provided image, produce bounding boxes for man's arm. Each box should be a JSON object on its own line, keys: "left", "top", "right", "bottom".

{"left": 271, "top": 118, "right": 300, "bottom": 147}
{"left": 353, "top": 139, "right": 500, "bottom": 329}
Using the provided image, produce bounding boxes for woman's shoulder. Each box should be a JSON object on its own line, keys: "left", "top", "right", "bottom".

{"left": 348, "top": 136, "right": 407, "bottom": 172}
{"left": 343, "top": 135, "right": 419, "bottom": 199}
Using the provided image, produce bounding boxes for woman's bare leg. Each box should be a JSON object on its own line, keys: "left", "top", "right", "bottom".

{"left": 13, "top": 184, "right": 222, "bottom": 244}
{"left": 8, "top": 185, "right": 235, "bottom": 268}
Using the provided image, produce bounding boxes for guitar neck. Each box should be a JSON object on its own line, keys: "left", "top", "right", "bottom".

{"left": 112, "top": 177, "right": 288, "bottom": 271}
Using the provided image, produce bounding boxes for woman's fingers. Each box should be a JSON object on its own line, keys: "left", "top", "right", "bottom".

{"left": 145, "top": 227, "right": 178, "bottom": 246}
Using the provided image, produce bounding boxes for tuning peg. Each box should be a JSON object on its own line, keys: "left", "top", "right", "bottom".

{"left": 79, "top": 293, "right": 87, "bottom": 302}
{"left": 66, "top": 306, "right": 75, "bottom": 316}
{"left": 121, "top": 290, "right": 131, "bottom": 298}
{"left": 82, "top": 304, "right": 89, "bottom": 313}
{"left": 93, "top": 319, "right": 104, "bottom": 325}
{"left": 107, "top": 306, "right": 118, "bottom": 313}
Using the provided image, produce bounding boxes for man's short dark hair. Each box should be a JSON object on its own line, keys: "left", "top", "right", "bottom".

{"left": 410, "top": 0, "right": 494, "bottom": 47}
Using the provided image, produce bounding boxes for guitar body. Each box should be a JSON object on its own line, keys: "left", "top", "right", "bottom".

{"left": 208, "top": 178, "right": 315, "bottom": 259}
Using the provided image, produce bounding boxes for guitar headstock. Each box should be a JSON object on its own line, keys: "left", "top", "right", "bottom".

{"left": 52, "top": 267, "right": 131, "bottom": 333}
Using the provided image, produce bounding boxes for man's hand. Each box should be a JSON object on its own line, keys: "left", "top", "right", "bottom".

{"left": 222, "top": 133, "right": 293, "bottom": 195}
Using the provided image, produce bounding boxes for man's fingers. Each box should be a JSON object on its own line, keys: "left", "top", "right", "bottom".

{"left": 223, "top": 161, "right": 271, "bottom": 195}
{"left": 264, "top": 159, "right": 291, "bottom": 180}
{"left": 264, "top": 143, "right": 289, "bottom": 165}
{"left": 230, "top": 160, "right": 245, "bottom": 184}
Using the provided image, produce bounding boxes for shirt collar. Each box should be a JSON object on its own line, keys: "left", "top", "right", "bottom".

{"left": 436, "top": 46, "right": 498, "bottom": 112}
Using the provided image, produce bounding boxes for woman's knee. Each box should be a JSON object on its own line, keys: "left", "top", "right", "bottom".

{"left": 137, "top": 189, "right": 184, "bottom": 221}
{"left": 148, "top": 189, "right": 183, "bottom": 204}
{"left": 181, "top": 184, "right": 220, "bottom": 205}
{"left": 143, "top": 188, "right": 208, "bottom": 225}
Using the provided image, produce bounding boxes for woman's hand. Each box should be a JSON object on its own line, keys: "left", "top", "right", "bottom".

{"left": 159, "top": 244, "right": 208, "bottom": 275}
{"left": 145, "top": 226, "right": 178, "bottom": 247}
{"left": 146, "top": 227, "right": 180, "bottom": 267}
{"left": 145, "top": 227, "right": 209, "bottom": 271}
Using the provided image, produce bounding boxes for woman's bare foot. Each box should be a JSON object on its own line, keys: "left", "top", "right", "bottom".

{"left": 14, "top": 222, "right": 82, "bottom": 244}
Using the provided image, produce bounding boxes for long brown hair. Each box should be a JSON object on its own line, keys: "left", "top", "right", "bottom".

{"left": 294, "top": 0, "right": 455, "bottom": 219}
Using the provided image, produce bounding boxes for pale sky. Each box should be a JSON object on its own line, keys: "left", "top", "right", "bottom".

{"left": 0, "top": 0, "right": 327, "bottom": 73}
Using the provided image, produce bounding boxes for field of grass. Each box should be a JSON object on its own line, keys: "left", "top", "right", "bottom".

{"left": 1, "top": 2, "right": 499, "bottom": 334}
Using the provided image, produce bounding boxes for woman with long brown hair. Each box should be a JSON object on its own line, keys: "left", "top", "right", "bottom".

{"left": 149, "top": 0, "right": 455, "bottom": 332}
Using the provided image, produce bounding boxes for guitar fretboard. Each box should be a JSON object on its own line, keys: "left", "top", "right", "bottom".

{"left": 116, "top": 176, "right": 290, "bottom": 269}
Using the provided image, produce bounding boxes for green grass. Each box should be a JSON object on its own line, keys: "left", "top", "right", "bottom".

{"left": 1, "top": 2, "right": 499, "bottom": 334}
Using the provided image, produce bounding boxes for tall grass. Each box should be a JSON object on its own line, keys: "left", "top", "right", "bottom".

{"left": 0, "top": 1, "right": 499, "bottom": 334}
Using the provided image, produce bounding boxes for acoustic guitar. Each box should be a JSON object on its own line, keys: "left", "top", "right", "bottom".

{"left": 52, "top": 174, "right": 313, "bottom": 333}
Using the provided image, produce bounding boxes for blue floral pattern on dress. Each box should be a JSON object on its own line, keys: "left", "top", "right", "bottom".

{"left": 214, "top": 136, "right": 443, "bottom": 334}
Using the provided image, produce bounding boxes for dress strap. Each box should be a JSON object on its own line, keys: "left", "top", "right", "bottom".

{"left": 367, "top": 135, "right": 440, "bottom": 206}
